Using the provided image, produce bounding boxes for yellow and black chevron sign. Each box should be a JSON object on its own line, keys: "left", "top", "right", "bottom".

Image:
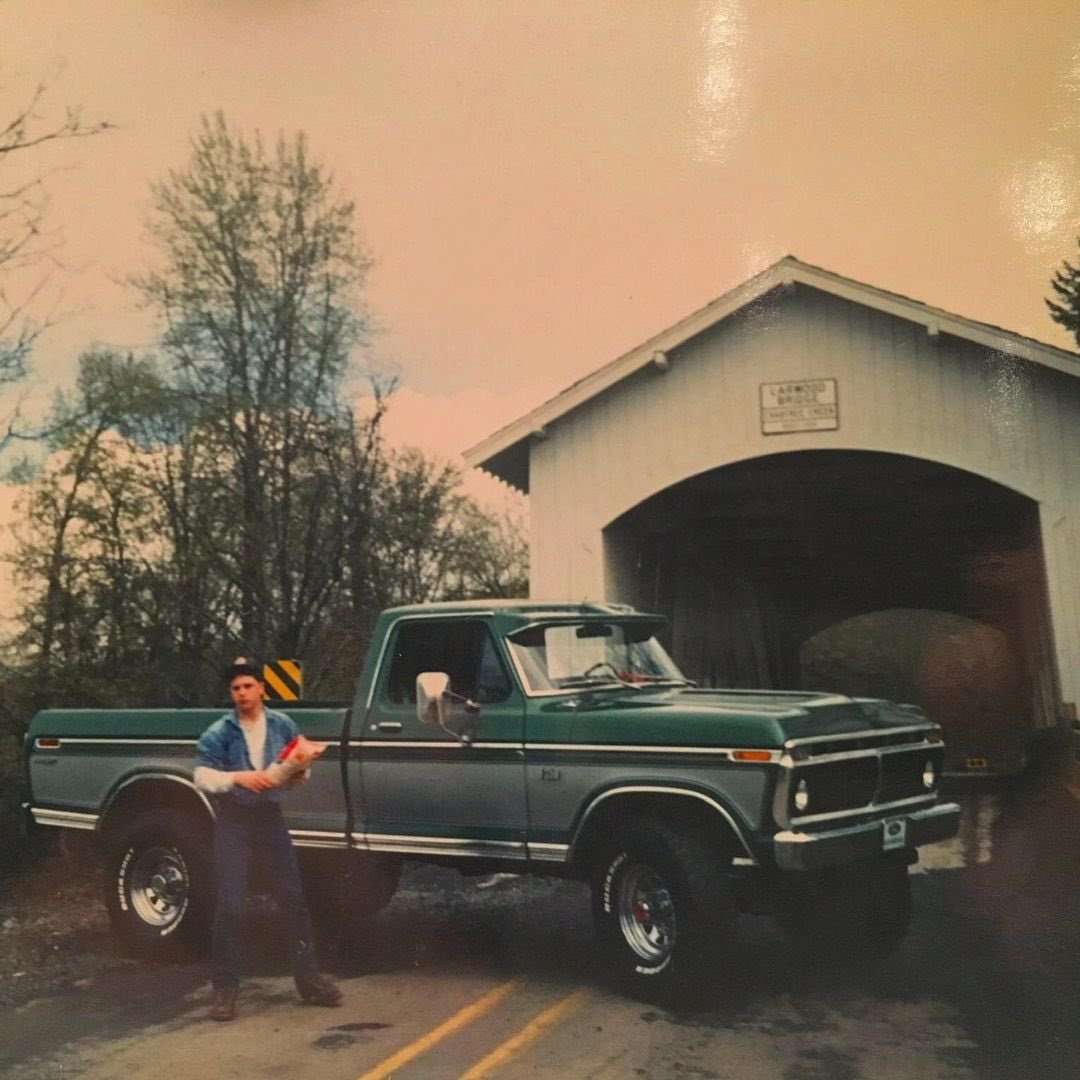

{"left": 262, "top": 659, "right": 303, "bottom": 701}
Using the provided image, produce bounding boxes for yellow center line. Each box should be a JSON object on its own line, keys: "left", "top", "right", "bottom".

{"left": 457, "top": 988, "right": 589, "bottom": 1080}
{"left": 356, "top": 979, "right": 522, "bottom": 1080}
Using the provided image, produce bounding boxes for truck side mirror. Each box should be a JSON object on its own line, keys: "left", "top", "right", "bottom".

{"left": 417, "top": 671, "right": 451, "bottom": 727}
{"left": 416, "top": 671, "right": 481, "bottom": 743}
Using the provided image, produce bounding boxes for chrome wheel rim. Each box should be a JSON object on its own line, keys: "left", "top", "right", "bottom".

{"left": 616, "top": 863, "right": 676, "bottom": 964}
{"left": 128, "top": 845, "right": 189, "bottom": 929}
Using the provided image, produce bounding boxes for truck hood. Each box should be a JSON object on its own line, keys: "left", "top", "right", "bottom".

{"left": 562, "top": 686, "right": 929, "bottom": 749}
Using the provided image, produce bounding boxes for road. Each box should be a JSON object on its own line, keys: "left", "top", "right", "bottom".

{"left": 2, "top": 761, "right": 1079, "bottom": 1080}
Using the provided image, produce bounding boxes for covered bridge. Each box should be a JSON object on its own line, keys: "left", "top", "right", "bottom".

{"left": 465, "top": 257, "right": 1080, "bottom": 773}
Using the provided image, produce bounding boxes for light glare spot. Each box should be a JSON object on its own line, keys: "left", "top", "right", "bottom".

{"left": 693, "top": 1, "right": 747, "bottom": 164}
{"left": 1002, "top": 156, "right": 1072, "bottom": 252}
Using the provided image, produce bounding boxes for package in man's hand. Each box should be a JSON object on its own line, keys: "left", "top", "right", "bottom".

{"left": 265, "top": 735, "right": 328, "bottom": 784}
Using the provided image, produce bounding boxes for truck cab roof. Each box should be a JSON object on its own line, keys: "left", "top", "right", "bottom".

{"left": 380, "top": 598, "right": 652, "bottom": 620}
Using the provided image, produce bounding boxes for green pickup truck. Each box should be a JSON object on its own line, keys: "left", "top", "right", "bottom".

{"left": 26, "top": 600, "right": 960, "bottom": 994}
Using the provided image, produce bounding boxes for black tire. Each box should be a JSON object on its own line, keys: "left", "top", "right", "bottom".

{"left": 590, "top": 816, "right": 735, "bottom": 998}
{"left": 103, "top": 811, "right": 213, "bottom": 958}
{"left": 780, "top": 852, "right": 913, "bottom": 960}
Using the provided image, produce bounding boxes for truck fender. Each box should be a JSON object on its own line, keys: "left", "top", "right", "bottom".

{"left": 97, "top": 770, "right": 214, "bottom": 843}
{"left": 569, "top": 784, "right": 758, "bottom": 865}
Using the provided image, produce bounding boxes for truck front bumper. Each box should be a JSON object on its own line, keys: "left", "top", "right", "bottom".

{"left": 772, "top": 802, "right": 961, "bottom": 872}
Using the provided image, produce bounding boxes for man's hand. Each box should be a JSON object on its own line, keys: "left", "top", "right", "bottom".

{"left": 280, "top": 768, "right": 311, "bottom": 790}
{"left": 232, "top": 769, "right": 279, "bottom": 793}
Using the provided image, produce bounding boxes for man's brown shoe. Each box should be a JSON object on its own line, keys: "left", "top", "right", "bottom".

{"left": 210, "top": 988, "right": 238, "bottom": 1022}
{"left": 296, "top": 973, "right": 342, "bottom": 1007}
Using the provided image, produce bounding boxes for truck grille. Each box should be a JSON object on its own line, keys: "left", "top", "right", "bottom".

{"left": 797, "top": 758, "right": 878, "bottom": 814}
{"left": 783, "top": 739, "right": 944, "bottom": 825}
{"left": 879, "top": 750, "right": 935, "bottom": 804}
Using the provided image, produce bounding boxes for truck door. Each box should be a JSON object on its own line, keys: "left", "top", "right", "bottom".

{"left": 359, "top": 617, "right": 528, "bottom": 862}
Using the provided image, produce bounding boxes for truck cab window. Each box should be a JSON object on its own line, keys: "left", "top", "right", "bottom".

{"left": 385, "top": 620, "right": 512, "bottom": 705}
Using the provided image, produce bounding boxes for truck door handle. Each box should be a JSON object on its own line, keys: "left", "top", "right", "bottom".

{"left": 376, "top": 721, "right": 403, "bottom": 733}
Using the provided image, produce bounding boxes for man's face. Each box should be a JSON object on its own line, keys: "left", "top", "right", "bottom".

{"left": 230, "top": 675, "right": 264, "bottom": 712}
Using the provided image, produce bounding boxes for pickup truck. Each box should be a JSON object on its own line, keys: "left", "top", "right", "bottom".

{"left": 26, "top": 600, "right": 961, "bottom": 995}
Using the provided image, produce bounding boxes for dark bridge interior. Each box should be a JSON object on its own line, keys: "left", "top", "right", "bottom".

{"left": 605, "top": 450, "right": 1059, "bottom": 771}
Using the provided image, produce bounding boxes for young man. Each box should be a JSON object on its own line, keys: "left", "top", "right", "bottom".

{"left": 194, "top": 658, "right": 341, "bottom": 1022}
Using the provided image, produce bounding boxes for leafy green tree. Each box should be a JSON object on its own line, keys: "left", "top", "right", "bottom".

{"left": 8, "top": 116, "right": 530, "bottom": 719}
{"left": 10, "top": 351, "right": 167, "bottom": 706}
{"left": 441, "top": 500, "right": 529, "bottom": 600}
{"left": 363, "top": 447, "right": 528, "bottom": 608}
{"left": 300, "top": 448, "right": 528, "bottom": 700}
{"left": 9, "top": 349, "right": 388, "bottom": 705}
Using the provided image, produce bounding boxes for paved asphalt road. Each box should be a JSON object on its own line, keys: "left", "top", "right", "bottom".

{"left": 2, "top": 761, "right": 1079, "bottom": 1080}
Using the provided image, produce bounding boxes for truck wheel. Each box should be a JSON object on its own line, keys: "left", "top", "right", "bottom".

{"left": 103, "top": 811, "right": 212, "bottom": 957}
{"left": 590, "top": 817, "right": 735, "bottom": 998}
{"left": 782, "top": 853, "right": 912, "bottom": 959}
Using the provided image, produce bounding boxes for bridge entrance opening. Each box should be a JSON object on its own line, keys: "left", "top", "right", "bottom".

{"left": 604, "top": 450, "right": 1060, "bottom": 774}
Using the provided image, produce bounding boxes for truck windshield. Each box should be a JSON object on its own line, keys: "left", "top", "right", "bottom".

{"left": 507, "top": 621, "right": 688, "bottom": 694}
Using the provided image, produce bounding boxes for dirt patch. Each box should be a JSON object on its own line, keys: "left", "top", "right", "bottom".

{"left": 0, "top": 845, "right": 138, "bottom": 1011}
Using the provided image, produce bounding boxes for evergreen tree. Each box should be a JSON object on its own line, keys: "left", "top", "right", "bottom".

{"left": 1047, "top": 240, "right": 1080, "bottom": 346}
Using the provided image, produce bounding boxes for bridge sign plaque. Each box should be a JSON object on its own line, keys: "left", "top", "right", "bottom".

{"left": 760, "top": 378, "right": 838, "bottom": 434}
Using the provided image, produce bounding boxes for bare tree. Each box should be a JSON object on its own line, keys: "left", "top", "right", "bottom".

{"left": 132, "top": 113, "right": 375, "bottom": 655}
{"left": 0, "top": 74, "right": 110, "bottom": 410}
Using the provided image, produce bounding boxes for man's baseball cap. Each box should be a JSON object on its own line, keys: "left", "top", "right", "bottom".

{"left": 225, "top": 656, "right": 263, "bottom": 682}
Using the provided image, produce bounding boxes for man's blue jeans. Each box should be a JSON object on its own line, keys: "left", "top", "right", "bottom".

{"left": 211, "top": 800, "right": 319, "bottom": 991}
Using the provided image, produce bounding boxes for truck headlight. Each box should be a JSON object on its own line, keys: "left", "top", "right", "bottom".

{"left": 794, "top": 779, "right": 809, "bottom": 812}
{"left": 922, "top": 760, "right": 936, "bottom": 789}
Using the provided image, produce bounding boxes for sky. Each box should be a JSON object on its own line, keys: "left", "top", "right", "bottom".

{"left": 4, "top": 1, "right": 1080, "bottom": 495}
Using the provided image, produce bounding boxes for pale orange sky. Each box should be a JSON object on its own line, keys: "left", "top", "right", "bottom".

{"left": 5, "top": 0, "right": 1080, "bottom": 465}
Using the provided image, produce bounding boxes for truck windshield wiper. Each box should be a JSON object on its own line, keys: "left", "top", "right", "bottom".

{"left": 631, "top": 676, "right": 696, "bottom": 687}
{"left": 557, "top": 676, "right": 641, "bottom": 691}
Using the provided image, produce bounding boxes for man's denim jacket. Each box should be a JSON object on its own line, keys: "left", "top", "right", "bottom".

{"left": 194, "top": 708, "right": 298, "bottom": 808}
